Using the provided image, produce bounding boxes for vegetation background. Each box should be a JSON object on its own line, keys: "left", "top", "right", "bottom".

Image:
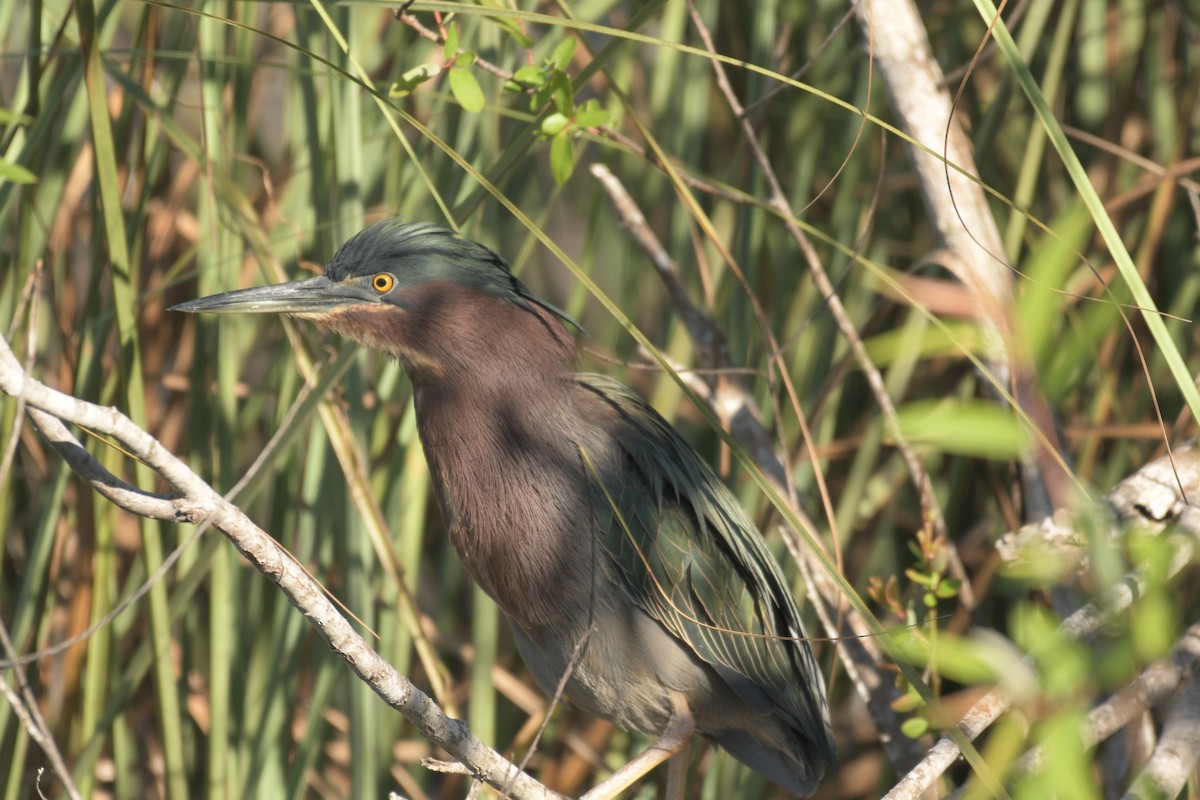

{"left": 1, "top": 0, "right": 1198, "bottom": 798}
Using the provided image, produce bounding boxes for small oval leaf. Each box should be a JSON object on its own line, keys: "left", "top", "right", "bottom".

{"left": 540, "top": 112, "right": 570, "bottom": 137}
{"left": 389, "top": 63, "right": 437, "bottom": 96}
{"left": 550, "top": 70, "right": 573, "bottom": 115}
{"left": 549, "top": 134, "right": 574, "bottom": 184}
{"left": 574, "top": 100, "right": 608, "bottom": 128}
{"left": 890, "top": 692, "right": 924, "bottom": 713}
{"left": 901, "top": 716, "right": 929, "bottom": 739}
{"left": 552, "top": 36, "right": 576, "bottom": 68}
{"left": 513, "top": 65, "right": 545, "bottom": 85}
{"left": 448, "top": 68, "right": 485, "bottom": 113}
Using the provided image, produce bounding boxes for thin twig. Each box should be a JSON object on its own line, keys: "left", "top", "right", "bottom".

{"left": 592, "top": 127, "right": 756, "bottom": 207}
{"left": 686, "top": 1, "right": 980, "bottom": 609}
{"left": 1120, "top": 626, "right": 1200, "bottom": 800}
{"left": 742, "top": 6, "right": 859, "bottom": 116}
{"left": 0, "top": 620, "right": 82, "bottom": 800}
{"left": 396, "top": 10, "right": 523, "bottom": 82}
{"left": 0, "top": 264, "right": 42, "bottom": 490}
{"left": 886, "top": 444, "right": 1200, "bottom": 799}
{"left": 511, "top": 627, "right": 595, "bottom": 797}
{"left": 1010, "top": 637, "right": 1193, "bottom": 778}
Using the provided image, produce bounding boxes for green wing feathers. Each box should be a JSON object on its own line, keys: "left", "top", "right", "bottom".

{"left": 576, "top": 374, "right": 836, "bottom": 763}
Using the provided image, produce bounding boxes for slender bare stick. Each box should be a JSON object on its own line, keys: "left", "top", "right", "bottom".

{"left": 0, "top": 620, "right": 82, "bottom": 800}
{"left": 1010, "top": 631, "right": 1196, "bottom": 778}
{"left": 849, "top": 0, "right": 1072, "bottom": 514}
{"left": 684, "top": 0, "right": 977, "bottom": 610}
{"left": 884, "top": 444, "right": 1200, "bottom": 799}
{"left": 1121, "top": 626, "right": 1200, "bottom": 800}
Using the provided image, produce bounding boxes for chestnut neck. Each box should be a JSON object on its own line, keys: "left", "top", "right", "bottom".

{"left": 399, "top": 285, "right": 591, "bottom": 627}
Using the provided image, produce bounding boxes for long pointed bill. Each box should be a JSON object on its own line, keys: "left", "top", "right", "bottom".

{"left": 170, "top": 275, "right": 375, "bottom": 316}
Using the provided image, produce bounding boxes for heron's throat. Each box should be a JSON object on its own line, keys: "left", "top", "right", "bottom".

{"left": 322, "top": 283, "right": 576, "bottom": 381}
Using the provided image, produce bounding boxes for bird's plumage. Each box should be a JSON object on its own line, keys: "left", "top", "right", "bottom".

{"left": 173, "top": 218, "right": 837, "bottom": 796}
{"left": 575, "top": 374, "right": 836, "bottom": 761}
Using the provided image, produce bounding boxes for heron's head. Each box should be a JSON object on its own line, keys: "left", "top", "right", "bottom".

{"left": 172, "top": 219, "right": 577, "bottom": 377}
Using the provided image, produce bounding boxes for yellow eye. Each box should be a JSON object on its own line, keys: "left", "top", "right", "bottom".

{"left": 371, "top": 273, "right": 396, "bottom": 294}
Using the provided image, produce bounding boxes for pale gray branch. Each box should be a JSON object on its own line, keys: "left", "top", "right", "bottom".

{"left": 1011, "top": 624, "right": 1199, "bottom": 779}
{"left": 0, "top": 333, "right": 562, "bottom": 800}
{"left": 25, "top": 407, "right": 182, "bottom": 521}
{"left": 1122, "top": 627, "right": 1200, "bottom": 800}
{"left": 850, "top": 0, "right": 1074, "bottom": 517}
{"left": 886, "top": 444, "right": 1200, "bottom": 799}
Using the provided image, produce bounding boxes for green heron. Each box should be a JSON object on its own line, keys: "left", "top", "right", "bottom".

{"left": 173, "top": 219, "right": 837, "bottom": 797}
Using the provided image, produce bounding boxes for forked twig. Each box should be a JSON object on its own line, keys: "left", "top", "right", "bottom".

{"left": 0, "top": 333, "right": 563, "bottom": 800}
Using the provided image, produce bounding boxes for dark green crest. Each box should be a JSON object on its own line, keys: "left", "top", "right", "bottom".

{"left": 328, "top": 219, "right": 578, "bottom": 329}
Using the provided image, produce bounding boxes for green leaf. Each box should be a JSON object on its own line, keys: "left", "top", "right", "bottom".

{"left": 552, "top": 36, "right": 576, "bottom": 68}
{"left": 1011, "top": 603, "right": 1088, "bottom": 697}
{"left": 531, "top": 84, "right": 553, "bottom": 110}
{"left": 1016, "top": 203, "right": 1094, "bottom": 368}
{"left": 901, "top": 716, "right": 929, "bottom": 738}
{"left": 893, "top": 628, "right": 1026, "bottom": 687}
{"left": 904, "top": 568, "right": 932, "bottom": 587}
{"left": 890, "top": 691, "right": 924, "bottom": 713}
{"left": 389, "top": 63, "right": 437, "bottom": 97}
{"left": 540, "top": 112, "right": 570, "bottom": 137}
{"left": 448, "top": 68, "right": 485, "bottom": 113}
{"left": 934, "top": 579, "right": 961, "bottom": 599}
{"left": 550, "top": 69, "right": 573, "bottom": 115}
{"left": 893, "top": 399, "right": 1030, "bottom": 460}
{"left": 574, "top": 99, "right": 608, "bottom": 128}
{"left": 0, "top": 108, "right": 33, "bottom": 126}
{"left": 513, "top": 65, "right": 546, "bottom": 86}
{"left": 496, "top": 19, "right": 533, "bottom": 48}
{"left": 455, "top": 51, "right": 477, "bottom": 68}
{"left": 1132, "top": 589, "right": 1176, "bottom": 661}
{"left": 1017, "top": 710, "right": 1098, "bottom": 798}
{"left": 549, "top": 134, "right": 574, "bottom": 184}
{"left": 0, "top": 159, "right": 37, "bottom": 184}
{"left": 443, "top": 23, "right": 459, "bottom": 61}
{"left": 863, "top": 321, "right": 983, "bottom": 366}
{"left": 475, "top": 0, "right": 534, "bottom": 47}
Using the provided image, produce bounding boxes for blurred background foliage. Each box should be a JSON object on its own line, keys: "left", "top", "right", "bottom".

{"left": 0, "top": 0, "right": 1198, "bottom": 798}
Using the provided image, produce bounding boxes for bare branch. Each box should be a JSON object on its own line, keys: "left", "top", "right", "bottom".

{"left": 0, "top": 619, "right": 81, "bottom": 800}
{"left": 849, "top": 0, "right": 1072, "bottom": 514}
{"left": 1011, "top": 627, "right": 1198, "bottom": 778}
{"left": 1122, "top": 627, "right": 1200, "bottom": 800}
{"left": 0, "top": 333, "right": 562, "bottom": 800}
{"left": 395, "top": 10, "right": 523, "bottom": 82}
{"left": 684, "top": 0, "right": 976, "bottom": 610}
{"left": 886, "top": 444, "right": 1200, "bottom": 799}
